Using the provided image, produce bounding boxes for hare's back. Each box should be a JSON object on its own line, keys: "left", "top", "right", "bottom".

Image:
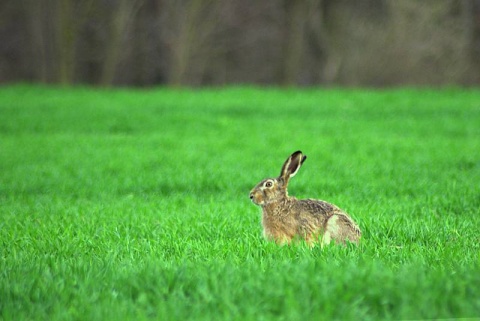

{"left": 295, "top": 199, "right": 343, "bottom": 217}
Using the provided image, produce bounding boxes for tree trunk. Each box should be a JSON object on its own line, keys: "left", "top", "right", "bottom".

{"left": 100, "top": 0, "right": 140, "bottom": 87}
{"left": 461, "top": 0, "right": 480, "bottom": 83}
{"left": 281, "top": 0, "right": 307, "bottom": 86}
{"left": 28, "top": 1, "right": 48, "bottom": 83}
{"left": 56, "top": 0, "right": 76, "bottom": 85}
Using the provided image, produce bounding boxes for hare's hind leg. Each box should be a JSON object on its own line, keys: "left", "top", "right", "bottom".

{"left": 321, "top": 215, "right": 339, "bottom": 247}
{"left": 323, "top": 214, "right": 360, "bottom": 245}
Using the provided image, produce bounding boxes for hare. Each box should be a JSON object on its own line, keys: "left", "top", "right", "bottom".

{"left": 249, "top": 151, "right": 361, "bottom": 246}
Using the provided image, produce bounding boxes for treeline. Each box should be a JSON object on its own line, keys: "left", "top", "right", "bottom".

{"left": 1, "top": 0, "right": 479, "bottom": 87}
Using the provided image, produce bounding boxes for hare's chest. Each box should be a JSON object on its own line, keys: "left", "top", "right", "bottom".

{"left": 261, "top": 209, "right": 297, "bottom": 243}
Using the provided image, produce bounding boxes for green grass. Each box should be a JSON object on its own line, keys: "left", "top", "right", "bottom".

{"left": 1, "top": 84, "right": 479, "bottom": 320}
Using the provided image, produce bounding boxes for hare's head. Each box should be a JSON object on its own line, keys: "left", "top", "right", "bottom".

{"left": 249, "top": 151, "right": 307, "bottom": 206}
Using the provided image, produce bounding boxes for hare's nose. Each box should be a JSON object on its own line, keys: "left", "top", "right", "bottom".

{"left": 249, "top": 193, "right": 254, "bottom": 200}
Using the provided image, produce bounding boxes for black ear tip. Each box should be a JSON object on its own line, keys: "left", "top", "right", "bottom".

{"left": 291, "top": 150, "right": 303, "bottom": 158}
{"left": 292, "top": 150, "right": 306, "bottom": 157}
{"left": 291, "top": 151, "right": 307, "bottom": 163}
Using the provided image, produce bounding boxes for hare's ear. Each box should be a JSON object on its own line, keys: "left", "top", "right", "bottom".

{"left": 280, "top": 151, "right": 307, "bottom": 183}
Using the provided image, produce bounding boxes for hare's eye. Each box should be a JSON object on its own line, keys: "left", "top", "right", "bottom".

{"left": 265, "top": 181, "right": 273, "bottom": 188}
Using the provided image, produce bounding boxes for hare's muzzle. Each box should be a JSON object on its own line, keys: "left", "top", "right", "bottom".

{"left": 249, "top": 190, "right": 262, "bottom": 205}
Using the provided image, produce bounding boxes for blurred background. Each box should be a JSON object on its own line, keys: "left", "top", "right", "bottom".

{"left": 1, "top": 0, "right": 480, "bottom": 87}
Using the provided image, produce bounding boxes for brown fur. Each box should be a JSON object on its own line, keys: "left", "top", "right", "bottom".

{"left": 249, "top": 151, "right": 361, "bottom": 246}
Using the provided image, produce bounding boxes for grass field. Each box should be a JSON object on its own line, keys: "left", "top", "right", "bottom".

{"left": 0, "top": 84, "right": 479, "bottom": 320}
